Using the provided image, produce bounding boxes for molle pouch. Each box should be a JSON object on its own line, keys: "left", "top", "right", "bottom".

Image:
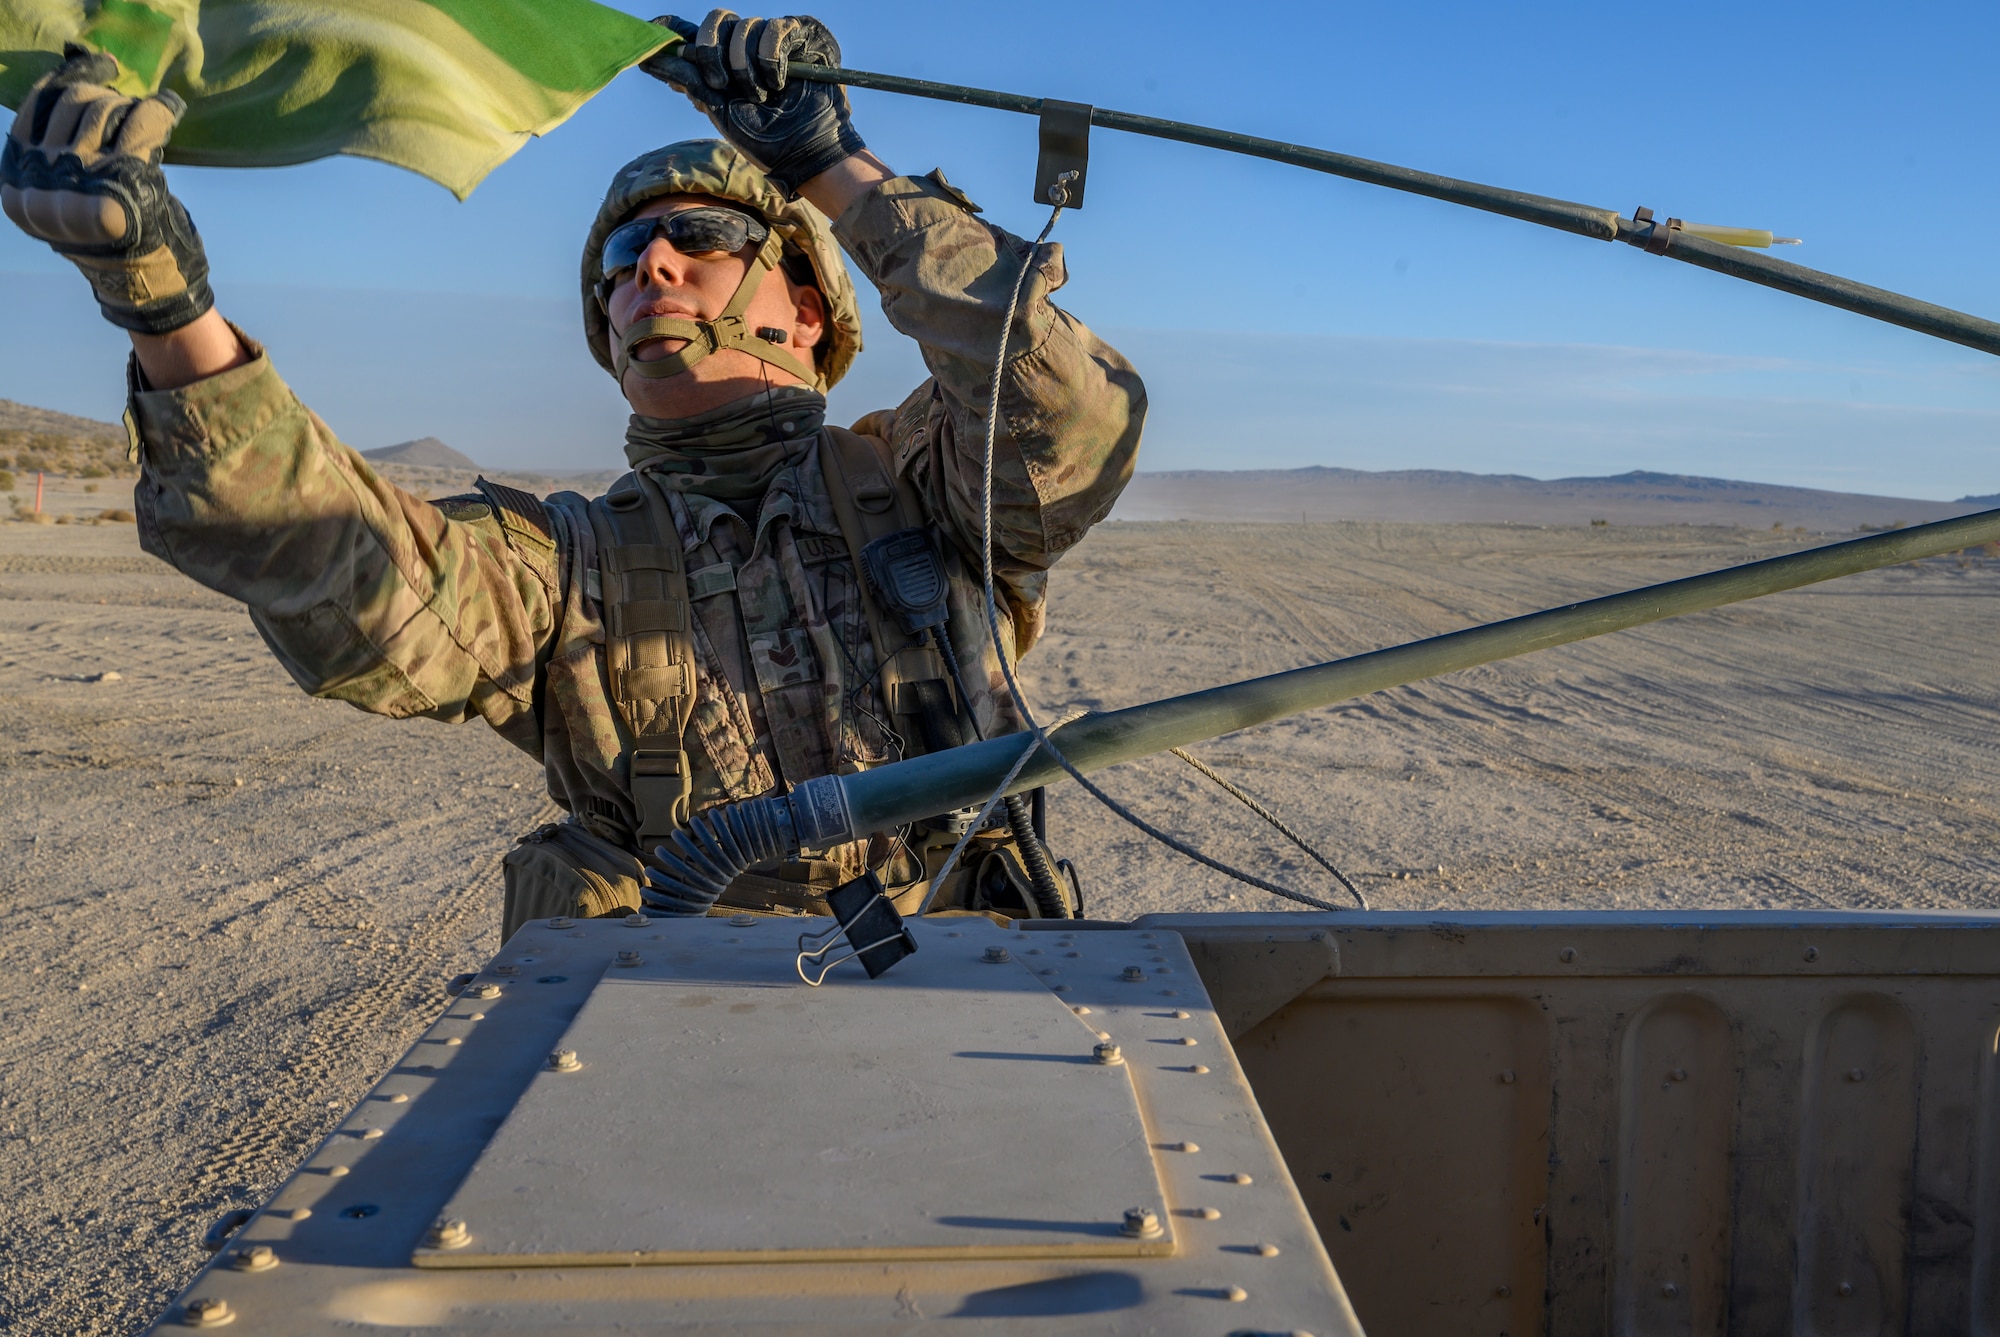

{"left": 501, "top": 821, "right": 648, "bottom": 941}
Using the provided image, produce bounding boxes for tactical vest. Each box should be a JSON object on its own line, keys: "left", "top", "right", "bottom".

{"left": 500, "top": 425, "right": 1065, "bottom": 936}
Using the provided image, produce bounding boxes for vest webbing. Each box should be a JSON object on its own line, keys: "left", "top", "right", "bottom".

{"left": 588, "top": 474, "right": 696, "bottom": 844}
{"left": 594, "top": 426, "right": 960, "bottom": 850}
{"left": 816, "top": 425, "right": 957, "bottom": 749}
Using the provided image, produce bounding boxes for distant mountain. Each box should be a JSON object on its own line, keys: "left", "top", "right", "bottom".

{"left": 1113, "top": 466, "right": 1979, "bottom": 530}
{"left": 361, "top": 437, "right": 481, "bottom": 470}
{"left": 1957, "top": 493, "right": 2000, "bottom": 508}
{"left": 0, "top": 398, "right": 122, "bottom": 442}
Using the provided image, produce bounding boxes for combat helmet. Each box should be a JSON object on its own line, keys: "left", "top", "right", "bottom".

{"left": 581, "top": 139, "right": 862, "bottom": 391}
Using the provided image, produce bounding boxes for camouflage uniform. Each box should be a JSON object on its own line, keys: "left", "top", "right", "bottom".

{"left": 127, "top": 166, "right": 1146, "bottom": 909}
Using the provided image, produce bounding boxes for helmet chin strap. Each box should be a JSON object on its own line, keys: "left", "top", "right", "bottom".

{"left": 614, "top": 232, "right": 821, "bottom": 388}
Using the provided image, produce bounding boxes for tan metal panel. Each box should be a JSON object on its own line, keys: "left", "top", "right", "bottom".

{"left": 1148, "top": 910, "right": 2000, "bottom": 1337}
{"left": 1232, "top": 989, "right": 1551, "bottom": 1336}
{"left": 1796, "top": 994, "right": 1918, "bottom": 1336}
{"left": 1614, "top": 994, "right": 1734, "bottom": 1337}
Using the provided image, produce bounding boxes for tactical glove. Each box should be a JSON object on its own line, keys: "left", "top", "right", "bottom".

{"left": 0, "top": 48, "right": 213, "bottom": 336}
{"left": 643, "top": 11, "right": 865, "bottom": 197}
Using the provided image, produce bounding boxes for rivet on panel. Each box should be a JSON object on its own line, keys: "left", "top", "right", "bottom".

{"left": 1494, "top": 1284, "right": 1511, "bottom": 1298}
{"left": 385, "top": 1093, "right": 410, "bottom": 1104}
{"left": 228, "top": 1244, "right": 277, "bottom": 1272}
{"left": 1173, "top": 1036, "right": 1199, "bottom": 1046}
{"left": 1559, "top": 947, "right": 1577, "bottom": 963}
{"left": 1182, "top": 1206, "right": 1221, "bottom": 1220}
{"left": 548, "top": 1049, "right": 582, "bottom": 1072}
{"left": 623, "top": 913, "right": 647, "bottom": 926}
{"left": 1256, "top": 1242, "right": 1280, "bottom": 1257}
{"left": 1072, "top": 1005, "right": 1092, "bottom": 1015}
{"left": 983, "top": 945, "right": 1011, "bottom": 964}
{"left": 181, "top": 1296, "right": 233, "bottom": 1327}
{"left": 1669, "top": 1068, "right": 1688, "bottom": 1082}
{"left": 1186, "top": 1064, "right": 1210, "bottom": 1074}
{"left": 1221, "top": 1285, "right": 1249, "bottom": 1301}
{"left": 729, "top": 914, "right": 758, "bottom": 927}
{"left": 1172, "top": 1009, "right": 1191, "bottom": 1019}
{"left": 547, "top": 916, "right": 573, "bottom": 929}
{"left": 493, "top": 964, "right": 519, "bottom": 977}
{"left": 426, "top": 1217, "right": 471, "bottom": 1249}
{"left": 1163, "top": 1140, "right": 1200, "bottom": 1153}
{"left": 1847, "top": 1068, "right": 1866, "bottom": 1083}
{"left": 1499, "top": 1069, "right": 1516, "bottom": 1084}
{"left": 1660, "top": 1281, "right": 1679, "bottom": 1298}
{"left": 1121, "top": 1206, "right": 1163, "bottom": 1238}
{"left": 1227, "top": 1172, "right": 1254, "bottom": 1185}
{"left": 470, "top": 983, "right": 500, "bottom": 999}
{"left": 1837, "top": 1281, "right": 1854, "bottom": 1297}
{"left": 1804, "top": 946, "right": 1820, "bottom": 962}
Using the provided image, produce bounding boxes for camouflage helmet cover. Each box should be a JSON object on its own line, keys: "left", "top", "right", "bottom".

{"left": 581, "top": 139, "right": 862, "bottom": 390}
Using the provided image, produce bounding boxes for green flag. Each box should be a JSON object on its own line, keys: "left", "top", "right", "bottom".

{"left": 0, "top": 0, "right": 675, "bottom": 197}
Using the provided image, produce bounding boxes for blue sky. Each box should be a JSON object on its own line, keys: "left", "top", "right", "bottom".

{"left": 3, "top": 0, "right": 1998, "bottom": 498}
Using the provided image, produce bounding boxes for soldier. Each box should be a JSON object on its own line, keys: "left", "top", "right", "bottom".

{"left": 1, "top": 13, "right": 1146, "bottom": 935}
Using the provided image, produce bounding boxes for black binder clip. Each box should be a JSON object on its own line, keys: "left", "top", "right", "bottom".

{"left": 795, "top": 872, "right": 919, "bottom": 986}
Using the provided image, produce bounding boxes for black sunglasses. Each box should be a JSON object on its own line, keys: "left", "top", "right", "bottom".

{"left": 600, "top": 206, "right": 770, "bottom": 283}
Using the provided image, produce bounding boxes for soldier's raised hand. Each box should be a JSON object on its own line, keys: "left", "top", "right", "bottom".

{"left": 1, "top": 46, "right": 213, "bottom": 335}
{"left": 643, "top": 11, "right": 865, "bottom": 197}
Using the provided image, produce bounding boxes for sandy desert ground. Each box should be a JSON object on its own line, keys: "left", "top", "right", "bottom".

{"left": 5, "top": 483, "right": 2000, "bottom": 1332}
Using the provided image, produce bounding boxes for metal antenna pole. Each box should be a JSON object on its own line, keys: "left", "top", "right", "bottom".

{"left": 787, "top": 62, "right": 2000, "bottom": 358}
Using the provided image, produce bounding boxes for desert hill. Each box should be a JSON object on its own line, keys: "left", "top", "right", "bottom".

{"left": 360, "top": 436, "right": 481, "bottom": 470}
{"left": 1111, "top": 465, "right": 1988, "bottom": 530}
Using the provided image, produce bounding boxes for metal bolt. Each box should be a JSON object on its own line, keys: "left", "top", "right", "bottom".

{"left": 493, "top": 964, "right": 519, "bottom": 977}
{"left": 1804, "top": 945, "right": 1820, "bottom": 962}
{"left": 1661, "top": 1281, "right": 1679, "bottom": 1298}
{"left": 1500, "top": 1069, "right": 1516, "bottom": 1084}
{"left": 548, "top": 1048, "right": 581, "bottom": 1072}
{"left": 1669, "top": 1068, "right": 1688, "bottom": 1082}
{"left": 1495, "top": 1284, "right": 1512, "bottom": 1298}
{"left": 1093, "top": 1042, "right": 1124, "bottom": 1066}
{"left": 729, "top": 914, "right": 758, "bottom": 927}
{"left": 182, "top": 1296, "right": 233, "bottom": 1327}
{"left": 229, "top": 1244, "right": 277, "bottom": 1272}
{"left": 470, "top": 983, "right": 500, "bottom": 999}
{"left": 1848, "top": 1068, "right": 1866, "bottom": 1082}
{"left": 548, "top": 916, "right": 573, "bottom": 929}
{"left": 615, "top": 950, "right": 643, "bottom": 967}
{"left": 426, "top": 1217, "right": 471, "bottom": 1249}
{"left": 1122, "top": 966, "right": 1146, "bottom": 981}
{"left": 982, "top": 945, "right": 1011, "bottom": 963}
{"left": 624, "top": 913, "right": 647, "bottom": 926}
{"left": 1121, "top": 1206, "right": 1162, "bottom": 1238}
{"left": 1559, "top": 947, "right": 1578, "bottom": 963}
{"left": 1837, "top": 1281, "right": 1854, "bottom": 1297}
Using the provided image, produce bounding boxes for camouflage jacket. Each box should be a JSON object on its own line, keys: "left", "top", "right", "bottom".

{"left": 128, "top": 172, "right": 1146, "bottom": 870}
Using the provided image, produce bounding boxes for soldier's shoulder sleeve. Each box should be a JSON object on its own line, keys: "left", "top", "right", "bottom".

{"left": 471, "top": 476, "right": 558, "bottom": 592}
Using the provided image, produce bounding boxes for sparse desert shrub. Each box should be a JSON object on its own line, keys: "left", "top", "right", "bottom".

{"left": 80, "top": 464, "right": 109, "bottom": 479}
{"left": 23, "top": 509, "right": 52, "bottom": 524}
{"left": 0, "top": 469, "right": 13, "bottom": 491}
{"left": 1590, "top": 518, "right": 1608, "bottom": 527}
{"left": 99, "top": 508, "right": 136, "bottom": 523}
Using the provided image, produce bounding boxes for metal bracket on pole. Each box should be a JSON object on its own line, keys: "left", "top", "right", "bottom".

{"left": 1632, "top": 205, "right": 1682, "bottom": 255}
{"left": 1035, "top": 99, "right": 1092, "bottom": 208}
